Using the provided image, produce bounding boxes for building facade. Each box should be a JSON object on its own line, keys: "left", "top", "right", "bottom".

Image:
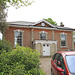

{"left": 5, "top": 20, "right": 75, "bottom": 56}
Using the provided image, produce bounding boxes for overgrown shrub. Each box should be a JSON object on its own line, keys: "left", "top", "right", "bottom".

{"left": 0, "top": 46, "right": 45, "bottom": 75}
{"left": 0, "top": 39, "right": 12, "bottom": 53}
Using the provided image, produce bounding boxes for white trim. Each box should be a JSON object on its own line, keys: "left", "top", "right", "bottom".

{"left": 10, "top": 25, "right": 74, "bottom": 31}
{"left": 39, "top": 31, "right": 47, "bottom": 34}
{"left": 14, "top": 29, "right": 24, "bottom": 47}
{"left": 39, "top": 31, "right": 47, "bottom": 40}
{"left": 35, "top": 40, "right": 57, "bottom": 44}
{"left": 14, "top": 29, "right": 24, "bottom": 32}
{"left": 32, "top": 19, "right": 56, "bottom": 28}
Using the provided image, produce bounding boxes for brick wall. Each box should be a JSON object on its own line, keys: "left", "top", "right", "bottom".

{"left": 5, "top": 26, "right": 73, "bottom": 51}
{"left": 33, "top": 29, "right": 52, "bottom": 40}
{"left": 5, "top": 27, "right": 32, "bottom": 48}
{"left": 54, "top": 30, "right": 73, "bottom": 51}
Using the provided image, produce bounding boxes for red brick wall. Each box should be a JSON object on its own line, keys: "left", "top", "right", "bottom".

{"left": 5, "top": 27, "right": 32, "bottom": 47}
{"left": 23, "top": 28, "right": 31, "bottom": 47}
{"left": 54, "top": 30, "right": 73, "bottom": 51}
{"left": 5, "top": 26, "right": 73, "bottom": 51}
{"left": 5, "top": 27, "right": 14, "bottom": 45}
{"left": 33, "top": 29, "right": 52, "bottom": 40}
{"left": 5, "top": 27, "right": 53, "bottom": 48}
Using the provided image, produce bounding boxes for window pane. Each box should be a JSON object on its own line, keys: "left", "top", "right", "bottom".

{"left": 61, "top": 41, "right": 66, "bottom": 46}
{"left": 15, "top": 31, "right": 22, "bottom": 46}
{"left": 61, "top": 34, "right": 66, "bottom": 46}
{"left": 40, "top": 33, "right": 46, "bottom": 40}
{"left": 66, "top": 55, "right": 75, "bottom": 73}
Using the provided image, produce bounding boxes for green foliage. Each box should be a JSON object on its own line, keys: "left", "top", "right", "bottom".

{"left": 0, "top": 0, "right": 34, "bottom": 8}
{"left": 45, "top": 18, "right": 57, "bottom": 25}
{"left": 73, "top": 31, "right": 75, "bottom": 35}
{"left": 0, "top": 39, "right": 12, "bottom": 53}
{"left": 0, "top": 1, "right": 8, "bottom": 36}
{"left": 0, "top": 0, "right": 34, "bottom": 37}
{"left": 0, "top": 46, "right": 45, "bottom": 75}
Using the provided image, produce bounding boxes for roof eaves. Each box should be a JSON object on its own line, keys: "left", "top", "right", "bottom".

{"left": 56, "top": 26, "right": 75, "bottom": 31}
{"left": 10, "top": 25, "right": 57, "bottom": 30}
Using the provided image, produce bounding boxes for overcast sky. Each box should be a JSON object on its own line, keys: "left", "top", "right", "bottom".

{"left": 7, "top": 0, "right": 75, "bottom": 28}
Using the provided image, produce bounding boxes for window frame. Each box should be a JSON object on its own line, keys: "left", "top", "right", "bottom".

{"left": 60, "top": 33, "right": 67, "bottom": 47}
{"left": 39, "top": 31, "right": 47, "bottom": 40}
{"left": 14, "top": 29, "right": 24, "bottom": 47}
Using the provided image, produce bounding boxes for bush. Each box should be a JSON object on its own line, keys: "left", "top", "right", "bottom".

{"left": 0, "top": 39, "right": 12, "bottom": 53}
{"left": 0, "top": 46, "right": 45, "bottom": 75}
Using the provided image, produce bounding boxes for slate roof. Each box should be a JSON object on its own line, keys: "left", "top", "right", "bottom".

{"left": 8, "top": 21, "right": 35, "bottom": 26}
{"left": 8, "top": 19, "right": 75, "bottom": 31}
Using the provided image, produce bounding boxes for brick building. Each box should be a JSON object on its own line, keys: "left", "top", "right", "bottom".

{"left": 5, "top": 19, "right": 75, "bottom": 56}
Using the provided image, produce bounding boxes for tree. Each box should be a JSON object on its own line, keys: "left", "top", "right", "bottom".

{"left": 0, "top": 39, "right": 12, "bottom": 53}
{"left": 0, "top": 46, "right": 45, "bottom": 75}
{"left": 0, "top": 0, "right": 34, "bottom": 37}
{"left": 0, "top": 1, "right": 8, "bottom": 37}
{"left": 45, "top": 18, "right": 57, "bottom": 25}
{"left": 0, "top": 0, "right": 34, "bottom": 8}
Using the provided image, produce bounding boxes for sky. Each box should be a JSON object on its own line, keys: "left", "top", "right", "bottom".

{"left": 7, "top": 0, "right": 75, "bottom": 28}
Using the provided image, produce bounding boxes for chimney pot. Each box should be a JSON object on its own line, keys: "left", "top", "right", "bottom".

{"left": 60, "top": 22, "right": 64, "bottom": 27}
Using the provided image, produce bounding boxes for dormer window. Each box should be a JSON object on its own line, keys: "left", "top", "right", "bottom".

{"left": 41, "top": 23, "right": 45, "bottom": 26}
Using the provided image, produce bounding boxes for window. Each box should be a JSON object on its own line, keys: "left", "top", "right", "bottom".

{"left": 40, "top": 33, "right": 46, "bottom": 40}
{"left": 41, "top": 23, "right": 45, "bottom": 26}
{"left": 57, "top": 54, "right": 66, "bottom": 74}
{"left": 40, "top": 31, "right": 47, "bottom": 40}
{"left": 53, "top": 53, "right": 66, "bottom": 74}
{"left": 14, "top": 30, "right": 23, "bottom": 46}
{"left": 60, "top": 33, "right": 66, "bottom": 47}
{"left": 66, "top": 55, "right": 75, "bottom": 73}
{"left": 0, "top": 32, "right": 2, "bottom": 40}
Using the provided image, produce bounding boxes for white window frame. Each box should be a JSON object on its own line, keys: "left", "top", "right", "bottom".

{"left": 14, "top": 29, "right": 24, "bottom": 47}
{"left": 60, "top": 33, "right": 67, "bottom": 47}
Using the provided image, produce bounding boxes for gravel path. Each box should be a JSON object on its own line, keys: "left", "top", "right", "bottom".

{"left": 40, "top": 57, "right": 51, "bottom": 75}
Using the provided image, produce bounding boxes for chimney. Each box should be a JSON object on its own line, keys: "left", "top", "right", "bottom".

{"left": 60, "top": 22, "right": 64, "bottom": 27}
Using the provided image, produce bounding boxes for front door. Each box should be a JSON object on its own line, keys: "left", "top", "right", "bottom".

{"left": 43, "top": 44, "right": 50, "bottom": 56}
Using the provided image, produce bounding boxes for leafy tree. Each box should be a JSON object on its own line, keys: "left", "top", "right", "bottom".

{"left": 0, "top": 0, "right": 34, "bottom": 37}
{"left": 0, "top": 39, "right": 12, "bottom": 53}
{"left": 0, "top": 0, "right": 34, "bottom": 8}
{"left": 0, "top": 46, "right": 45, "bottom": 75}
{"left": 45, "top": 18, "right": 57, "bottom": 25}
{"left": 0, "top": 3, "right": 8, "bottom": 37}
